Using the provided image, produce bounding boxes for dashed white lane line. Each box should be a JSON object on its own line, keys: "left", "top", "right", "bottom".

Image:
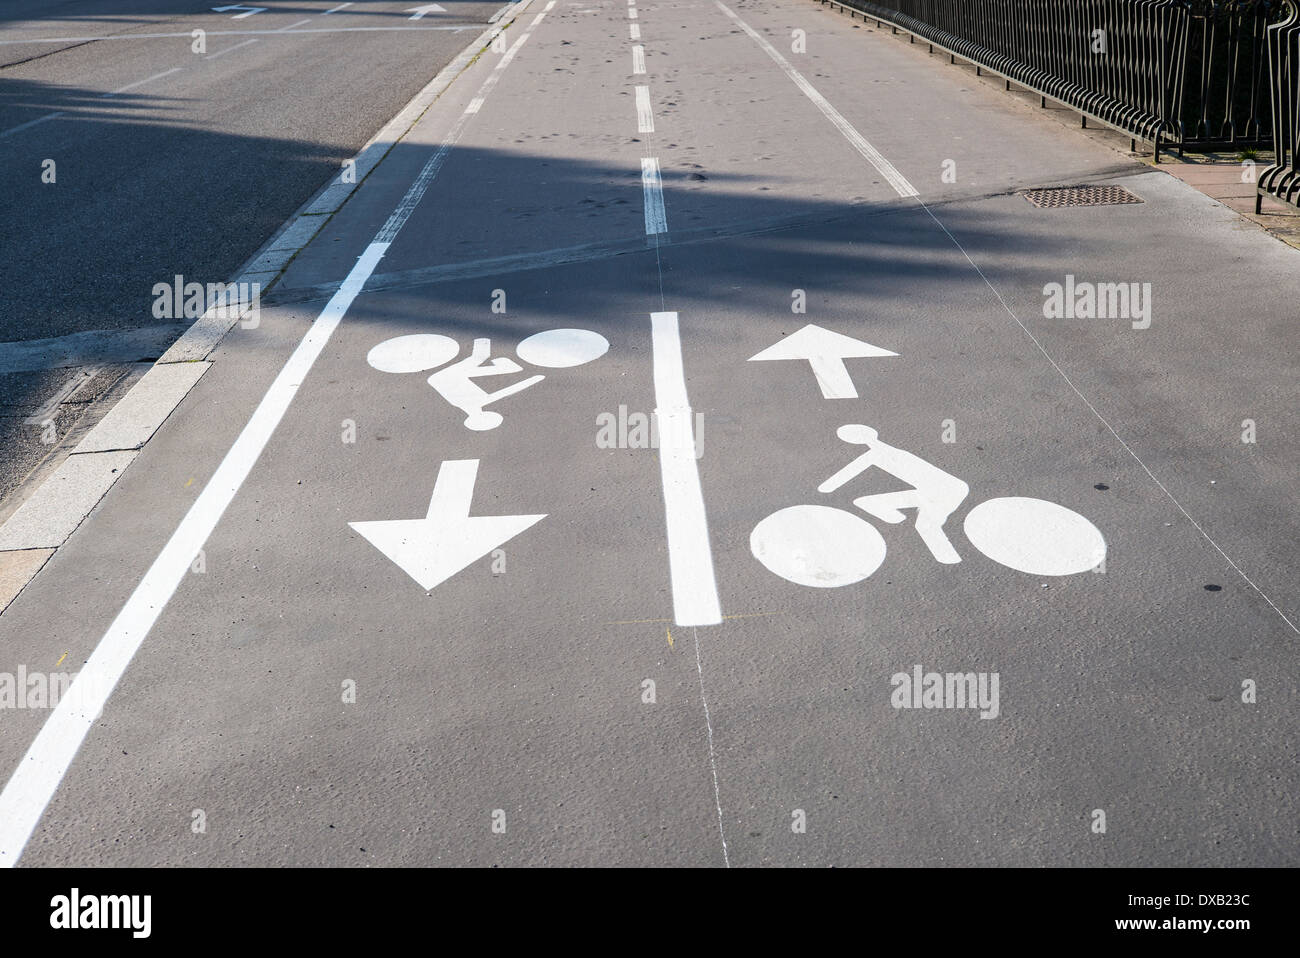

{"left": 651, "top": 312, "right": 722, "bottom": 627}
{"left": 0, "top": 112, "right": 64, "bottom": 139}
{"left": 714, "top": 0, "right": 917, "bottom": 198}
{"left": 632, "top": 44, "right": 645, "bottom": 74}
{"left": 204, "top": 37, "right": 259, "bottom": 59}
{"left": 464, "top": 96, "right": 485, "bottom": 114}
{"left": 498, "top": 30, "right": 529, "bottom": 69}
{"left": 0, "top": 16, "right": 541, "bottom": 869}
{"left": 635, "top": 84, "right": 654, "bottom": 133}
{"left": 629, "top": 23, "right": 640, "bottom": 39}
{"left": 323, "top": 1, "right": 353, "bottom": 12}
{"left": 641, "top": 157, "right": 666, "bottom": 234}
{"left": 629, "top": 7, "right": 639, "bottom": 18}
{"left": 100, "top": 67, "right": 182, "bottom": 98}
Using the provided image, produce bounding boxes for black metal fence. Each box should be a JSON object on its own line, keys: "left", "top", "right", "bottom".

{"left": 823, "top": 0, "right": 1283, "bottom": 160}
{"left": 1258, "top": 1, "right": 1300, "bottom": 209}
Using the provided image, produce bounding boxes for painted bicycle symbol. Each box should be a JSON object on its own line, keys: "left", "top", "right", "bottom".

{"left": 366, "top": 328, "right": 610, "bottom": 430}
{"left": 751, "top": 424, "right": 1106, "bottom": 587}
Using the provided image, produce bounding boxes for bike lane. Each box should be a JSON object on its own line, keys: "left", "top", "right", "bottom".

{"left": 647, "top": 0, "right": 1299, "bottom": 866}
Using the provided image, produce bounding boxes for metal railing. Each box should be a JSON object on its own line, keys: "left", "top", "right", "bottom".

{"left": 821, "top": 0, "right": 1281, "bottom": 161}
{"left": 1258, "top": 0, "right": 1300, "bottom": 209}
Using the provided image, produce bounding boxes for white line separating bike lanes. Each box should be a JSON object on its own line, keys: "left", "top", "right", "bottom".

{"left": 0, "top": 1, "right": 546, "bottom": 868}
{"left": 712, "top": 0, "right": 1298, "bottom": 637}
{"left": 625, "top": 3, "right": 729, "bottom": 866}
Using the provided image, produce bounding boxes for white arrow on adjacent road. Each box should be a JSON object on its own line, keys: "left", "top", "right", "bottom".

{"left": 406, "top": 3, "right": 447, "bottom": 18}
{"left": 212, "top": 4, "right": 267, "bottom": 18}
{"left": 748, "top": 323, "right": 897, "bottom": 399}
{"left": 349, "top": 459, "right": 544, "bottom": 591}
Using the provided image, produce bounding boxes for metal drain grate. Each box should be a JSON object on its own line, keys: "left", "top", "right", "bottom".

{"left": 1021, "top": 185, "right": 1143, "bottom": 208}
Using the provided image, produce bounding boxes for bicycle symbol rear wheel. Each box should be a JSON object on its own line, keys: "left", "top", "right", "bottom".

{"left": 750, "top": 505, "right": 886, "bottom": 588}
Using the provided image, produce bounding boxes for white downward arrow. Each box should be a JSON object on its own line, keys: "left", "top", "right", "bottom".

{"left": 748, "top": 323, "right": 897, "bottom": 399}
{"left": 350, "top": 459, "right": 545, "bottom": 591}
{"left": 406, "top": 3, "right": 447, "bottom": 18}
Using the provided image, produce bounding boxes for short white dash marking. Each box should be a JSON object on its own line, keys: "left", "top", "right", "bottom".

{"left": 101, "top": 67, "right": 181, "bottom": 98}
{"left": 641, "top": 156, "right": 666, "bottom": 234}
{"left": 635, "top": 85, "right": 654, "bottom": 133}
{"left": 204, "top": 37, "right": 259, "bottom": 59}
{"left": 0, "top": 112, "right": 64, "bottom": 138}
{"left": 464, "top": 96, "right": 484, "bottom": 114}
{"left": 497, "top": 30, "right": 529, "bottom": 69}
{"left": 629, "top": 23, "right": 640, "bottom": 39}
{"left": 632, "top": 43, "right": 645, "bottom": 74}
{"left": 323, "top": 1, "right": 353, "bottom": 12}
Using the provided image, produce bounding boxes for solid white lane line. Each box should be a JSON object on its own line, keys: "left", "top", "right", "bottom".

{"left": 632, "top": 44, "right": 645, "bottom": 74}
{"left": 0, "top": 112, "right": 64, "bottom": 138}
{"left": 204, "top": 37, "right": 259, "bottom": 59}
{"left": 0, "top": 18, "right": 538, "bottom": 869}
{"left": 650, "top": 312, "right": 722, "bottom": 627}
{"left": 629, "top": 23, "right": 640, "bottom": 40}
{"left": 714, "top": 0, "right": 917, "bottom": 198}
{"left": 100, "top": 67, "right": 182, "bottom": 98}
{"left": 635, "top": 84, "right": 654, "bottom": 133}
{"left": 641, "top": 157, "right": 666, "bottom": 234}
{"left": 323, "top": 1, "right": 353, "bottom": 12}
{"left": 530, "top": 12, "right": 546, "bottom": 26}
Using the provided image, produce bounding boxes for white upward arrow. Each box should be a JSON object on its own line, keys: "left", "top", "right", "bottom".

{"left": 406, "top": 3, "right": 447, "bottom": 18}
{"left": 748, "top": 323, "right": 897, "bottom": 399}
{"left": 350, "top": 459, "right": 545, "bottom": 591}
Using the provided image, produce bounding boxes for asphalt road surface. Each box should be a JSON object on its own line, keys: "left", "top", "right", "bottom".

{"left": 0, "top": 0, "right": 1296, "bottom": 867}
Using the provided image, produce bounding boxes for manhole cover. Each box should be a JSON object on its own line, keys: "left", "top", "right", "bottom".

{"left": 1021, "top": 185, "right": 1143, "bottom": 208}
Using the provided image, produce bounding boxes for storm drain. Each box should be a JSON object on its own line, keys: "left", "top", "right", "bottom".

{"left": 1021, "top": 185, "right": 1143, "bottom": 208}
